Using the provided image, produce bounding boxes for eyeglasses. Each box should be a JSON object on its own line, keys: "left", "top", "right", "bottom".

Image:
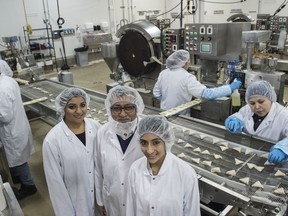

{"left": 110, "top": 104, "right": 136, "bottom": 114}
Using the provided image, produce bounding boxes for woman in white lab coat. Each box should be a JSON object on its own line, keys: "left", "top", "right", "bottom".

{"left": 126, "top": 115, "right": 201, "bottom": 216}
{"left": 95, "top": 86, "right": 145, "bottom": 216}
{"left": 225, "top": 80, "right": 288, "bottom": 163}
{"left": 43, "top": 87, "right": 101, "bottom": 216}
{"left": 0, "top": 59, "right": 13, "bottom": 77}
{"left": 153, "top": 49, "right": 241, "bottom": 115}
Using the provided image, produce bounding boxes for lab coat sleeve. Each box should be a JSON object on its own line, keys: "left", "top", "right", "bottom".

{"left": 43, "top": 138, "right": 75, "bottom": 215}
{"left": 230, "top": 105, "right": 250, "bottom": 122}
{"left": 95, "top": 130, "right": 104, "bottom": 206}
{"left": 0, "top": 92, "right": 15, "bottom": 123}
{"left": 126, "top": 165, "right": 136, "bottom": 216}
{"left": 201, "top": 85, "right": 232, "bottom": 100}
{"left": 153, "top": 73, "right": 162, "bottom": 99}
{"left": 273, "top": 137, "right": 288, "bottom": 156}
{"left": 184, "top": 169, "right": 201, "bottom": 216}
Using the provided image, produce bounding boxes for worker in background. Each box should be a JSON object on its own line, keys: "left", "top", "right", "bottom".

{"left": 0, "top": 67, "right": 37, "bottom": 200}
{"left": 126, "top": 115, "right": 201, "bottom": 216}
{"left": 224, "top": 80, "right": 288, "bottom": 163}
{"left": 95, "top": 85, "right": 145, "bottom": 216}
{"left": 153, "top": 49, "right": 241, "bottom": 115}
{"left": 0, "top": 59, "right": 13, "bottom": 77}
{"left": 43, "top": 87, "right": 101, "bottom": 215}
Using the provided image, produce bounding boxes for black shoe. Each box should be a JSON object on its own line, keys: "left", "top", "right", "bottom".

{"left": 16, "top": 184, "right": 37, "bottom": 200}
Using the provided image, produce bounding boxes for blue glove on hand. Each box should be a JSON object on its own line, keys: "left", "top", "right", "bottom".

{"left": 268, "top": 148, "right": 287, "bottom": 164}
{"left": 230, "top": 80, "right": 241, "bottom": 92}
{"left": 224, "top": 116, "right": 243, "bottom": 133}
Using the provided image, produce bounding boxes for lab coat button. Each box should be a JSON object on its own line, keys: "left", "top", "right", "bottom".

{"left": 121, "top": 183, "right": 124, "bottom": 185}
{"left": 152, "top": 206, "right": 154, "bottom": 209}
{"left": 123, "top": 204, "right": 125, "bottom": 206}
{"left": 153, "top": 178, "right": 155, "bottom": 180}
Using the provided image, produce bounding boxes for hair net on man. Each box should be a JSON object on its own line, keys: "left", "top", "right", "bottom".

{"left": 137, "top": 115, "right": 175, "bottom": 152}
{"left": 55, "top": 87, "right": 90, "bottom": 120}
{"left": 166, "top": 49, "right": 190, "bottom": 70}
{"left": 245, "top": 80, "right": 277, "bottom": 103}
{"left": 0, "top": 59, "right": 13, "bottom": 77}
{"left": 105, "top": 85, "right": 144, "bottom": 117}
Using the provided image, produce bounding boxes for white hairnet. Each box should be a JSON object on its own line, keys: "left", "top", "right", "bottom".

{"left": 137, "top": 115, "right": 175, "bottom": 152}
{"left": 245, "top": 80, "right": 277, "bottom": 103}
{"left": 0, "top": 59, "right": 13, "bottom": 77}
{"left": 105, "top": 85, "right": 144, "bottom": 116}
{"left": 55, "top": 87, "right": 90, "bottom": 120}
{"left": 166, "top": 49, "right": 190, "bottom": 70}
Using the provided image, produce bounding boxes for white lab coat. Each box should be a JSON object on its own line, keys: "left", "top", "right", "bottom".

{"left": 0, "top": 60, "right": 13, "bottom": 77}
{"left": 231, "top": 102, "right": 288, "bottom": 142}
{"left": 126, "top": 152, "right": 201, "bottom": 216}
{"left": 0, "top": 74, "right": 34, "bottom": 167}
{"left": 153, "top": 67, "right": 231, "bottom": 115}
{"left": 95, "top": 121, "right": 144, "bottom": 216}
{"left": 43, "top": 118, "right": 101, "bottom": 216}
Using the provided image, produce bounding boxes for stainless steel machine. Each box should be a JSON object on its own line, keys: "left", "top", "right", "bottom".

{"left": 20, "top": 79, "right": 288, "bottom": 215}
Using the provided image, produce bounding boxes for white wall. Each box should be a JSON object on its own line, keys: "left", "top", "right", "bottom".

{"left": 1, "top": 0, "right": 288, "bottom": 58}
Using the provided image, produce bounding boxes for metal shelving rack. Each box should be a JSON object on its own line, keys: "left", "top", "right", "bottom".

{"left": 23, "top": 25, "right": 58, "bottom": 71}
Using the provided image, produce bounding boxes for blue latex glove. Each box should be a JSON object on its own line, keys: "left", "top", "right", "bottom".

{"left": 230, "top": 80, "right": 241, "bottom": 92}
{"left": 224, "top": 116, "right": 243, "bottom": 133}
{"left": 268, "top": 148, "right": 287, "bottom": 164}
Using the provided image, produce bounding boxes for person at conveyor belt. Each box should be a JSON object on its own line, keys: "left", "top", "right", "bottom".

{"left": 126, "top": 115, "right": 201, "bottom": 216}
{"left": 225, "top": 80, "right": 288, "bottom": 164}
{"left": 43, "top": 87, "right": 101, "bottom": 215}
{"left": 0, "top": 59, "right": 37, "bottom": 200}
{"left": 153, "top": 49, "right": 241, "bottom": 115}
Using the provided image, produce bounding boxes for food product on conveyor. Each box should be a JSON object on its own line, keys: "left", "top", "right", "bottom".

{"left": 274, "top": 170, "right": 286, "bottom": 177}
{"left": 211, "top": 167, "right": 221, "bottom": 173}
{"left": 273, "top": 188, "right": 285, "bottom": 195}
{"left": 235, "top": 158, "right": 244, "bottom": 165}
{"left": 247, "top": 163, "right": 255, "bottom": 169}
{"left": 220, "top": 146, "right": 229, "bottom": 151}
{"left": 213, "top": 154, "right": 222, "bottom": 159}
{"left": 239, "top": 177, "right": 250, "bottom": 185}
{"left": 233, "top": 147, "right": 242, "bottom": 153}
{"left": 252, "top": 181, "right": 263, "bottom": 188}
{"left": 184, "top": 143, "right": 193, "bottom": 148}
{"left": 202, "top": 150, "right": 210, "bottom": 155}
{"left": 177, "top": 139, "right": 185, "bottom": 144}
{"left": 191, "top": 158, "right": 200, "bottom": 164}
{"left": 226, "top": 170, "right": 236, "bottom": 176}
{"left": 254, "top": 166, "right": 264, "bottom": 172}
{"left": 193, "top": 147, "right": 201, "bottom": 153}
{"left": 260, "top": 153, "right": 269, "bottom": 158}
{"left": 203, "top": 161, "right": 212, "bottom": 166}
{"left": 177, "top": 153, "right": 186, "bottom": 158}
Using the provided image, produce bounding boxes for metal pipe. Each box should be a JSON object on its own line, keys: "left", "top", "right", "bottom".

{"left": 246, "top": 43, "right": 254, "bottom": 71}
{"left": 130, "top": 0, "right": 134, "bottom": 22}
{"left": 127, "top": 0, "right": 130, "bottom": 22}
{"left": 180, "top": 0, "right": 183, "bottom": 27}
{"left": 121, "top": 0, "right": 126, "bottom": 20}
{"left": 200, "top": 203, "right": 218, "bottom": 216}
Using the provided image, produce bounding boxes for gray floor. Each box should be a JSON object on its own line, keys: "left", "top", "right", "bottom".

{"left": 18, "top": 60, "right": 113, "bottom": 216}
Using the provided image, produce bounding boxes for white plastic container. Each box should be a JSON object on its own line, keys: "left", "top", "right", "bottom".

{"left": 232, "top": 89, "right": 241, "bottom": 107}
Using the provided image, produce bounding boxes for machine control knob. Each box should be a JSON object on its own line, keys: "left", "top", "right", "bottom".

{"left": 207, "top": 37, "right": 212, "bottom": 41}
{"left": 200, "top": 36, "right": 204, "bottom": 41}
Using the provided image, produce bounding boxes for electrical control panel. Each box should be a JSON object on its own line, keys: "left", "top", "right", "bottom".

{"left": 162, "top": 28, "right": 184, "bottom": 55}
{"left": 184, "top": 23, "right": 227, "bottom": 56}
{"left": 256, "top": 14, "right": 288, "bottom": 50}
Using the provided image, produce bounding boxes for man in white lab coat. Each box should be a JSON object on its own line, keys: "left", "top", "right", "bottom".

{"left": 224, "top": 80, "right": 288, "bottom": 163}
{"left": 153, "top": 49, "right": 241, "bottom": 115}
{"left": 0, "top": 70, "right": 37, "bottom": 200}
{"left": 95, "top": 85, "right": 145, "bottom": 216}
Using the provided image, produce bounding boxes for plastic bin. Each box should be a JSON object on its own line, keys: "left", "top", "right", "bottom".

{"left": 74, "top": 46, "right": 89, "bottom": 66}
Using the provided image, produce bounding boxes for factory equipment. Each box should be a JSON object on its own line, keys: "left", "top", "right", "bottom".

{"left": 19, "top": 79, "right": 288, "bottom": 215}
{"left": 102, "top": 20, "right": 162, "bottom": 106}
{"left": 242, "top": 30, "right": 285, "bottom": 104}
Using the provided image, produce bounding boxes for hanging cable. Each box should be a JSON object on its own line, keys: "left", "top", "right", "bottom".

{"left": 56, "top": 0, "right": 69, "bottom": 70}
{"left": 156, "top": 2, "right": 182, "bottom": 18}
{"left": 272, "top": 0, "right": 288, "bottom": 17}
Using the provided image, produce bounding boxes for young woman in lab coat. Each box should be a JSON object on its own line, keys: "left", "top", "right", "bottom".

{"left": 95, "top": 86, "right": 145, "bottom": 216}
{"left": 43, "top": 87, "right": 101, "bottom": 216}
{"left": 153, "top": 49, "right": 241, "bottom": 115}
{"left": 126, "top": 115, "right": 201, "bottom": 216}
{"left": 224, "top": 80, "right": 288, "bottom": 163}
